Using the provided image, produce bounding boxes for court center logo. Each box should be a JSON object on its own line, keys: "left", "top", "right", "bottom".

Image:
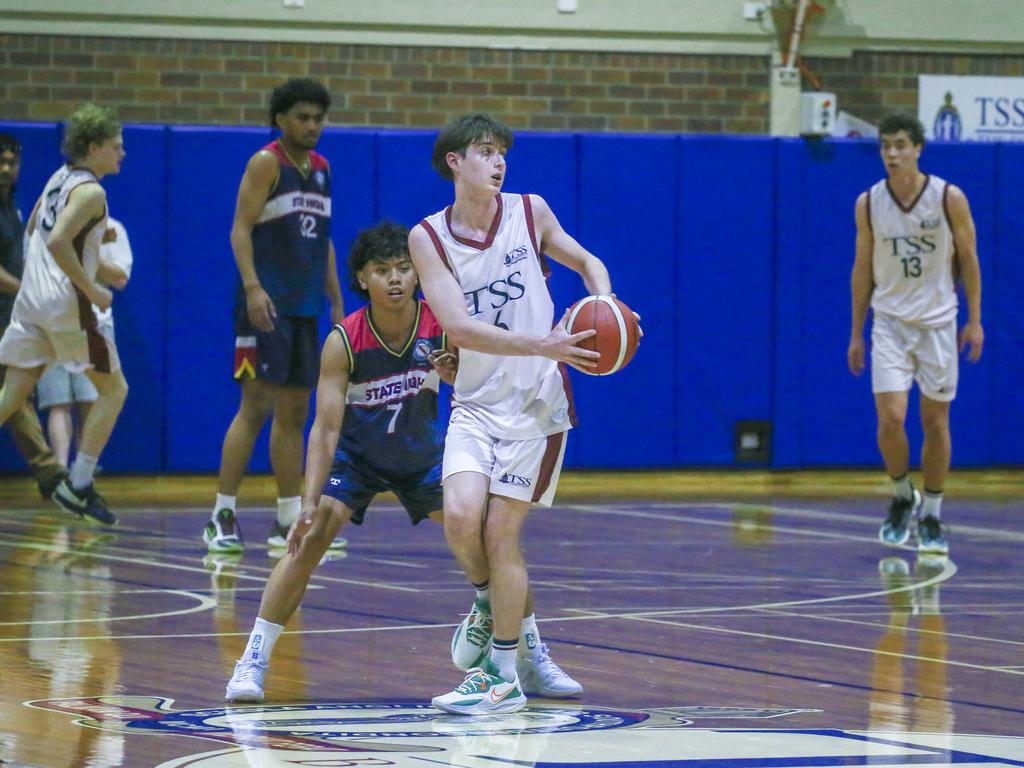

{"left": 24, "top": 696, "right": 1024, "bottom": 768}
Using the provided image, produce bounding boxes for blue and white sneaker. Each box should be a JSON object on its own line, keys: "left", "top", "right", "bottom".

{"left": 451, "top": 598, "right": 493, "bottom": 671}
{"left": 432, "top": 660, "right": 527, "bottom": 715}
{"left": 916, "top": 515, "right": 948, "bottom": 555}
{"left": 517, "top": 644, "right": 582, "bottom": 697}
{"left": 204, "top": 508, "right": 243, "bottom": 553}
{"left": 879, "top": 489, "right": 921, "bottom": 547}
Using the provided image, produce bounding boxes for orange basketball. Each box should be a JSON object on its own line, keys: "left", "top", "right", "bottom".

{"left": 566, "top": 295, "right": 640, "bottom": 376}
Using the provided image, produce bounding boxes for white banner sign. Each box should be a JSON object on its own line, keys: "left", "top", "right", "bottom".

{"left": 919, "top": 75, "right": 1024, "bottom": 142}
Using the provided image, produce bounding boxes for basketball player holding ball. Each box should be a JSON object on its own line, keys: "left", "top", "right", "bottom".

{"left": 409, "top": 113, "right": 640, "bottom": 715}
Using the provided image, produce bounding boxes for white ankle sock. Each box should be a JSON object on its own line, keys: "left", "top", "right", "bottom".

{"left": 69, "top": 452, "right": 98, "bottom": 491}
{"left": 214, "top": 493, "right": 236, "bottom": 519}
{"left": 520, "top": 613, "right": 541, "bottom": 657}
{"left": 922, "top": 490, "right": 943, "bottom": 519}
{"left": 244, "top": 617, "right": 283, "bottom": 665}
{"left": 277, "top": 496, "right": 302, "bottom": 526}
{"left": 890, "top": 474, "right": 913, "bottom": 501}
{"left": 490, "top": 642, "right": 518, "bottom": 681}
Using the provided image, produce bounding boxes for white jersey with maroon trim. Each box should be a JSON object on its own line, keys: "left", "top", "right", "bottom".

{"left": 868, "top": 174, "right": 958, "bottom": 328}
{"left": 14, "top": 164, "right": 106, "bottom": 332}
{"left": 420, "top": 192, "right": 574, "bottom": 441}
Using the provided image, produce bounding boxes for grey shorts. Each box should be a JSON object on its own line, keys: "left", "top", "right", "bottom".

{"left": 36, "top": 363, "right": 98, "bottom": 410}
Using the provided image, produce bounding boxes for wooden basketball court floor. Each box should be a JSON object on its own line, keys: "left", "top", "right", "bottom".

{"left": 1, "top": 471, "right": 1022, "bottom": 767}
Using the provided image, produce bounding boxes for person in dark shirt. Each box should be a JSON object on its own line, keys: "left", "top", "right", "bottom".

{"left": 203, "top": 78, "right": 345, "bottom": 554}
{"left": 0, "top": 132, "right": 65, "bottom": 498}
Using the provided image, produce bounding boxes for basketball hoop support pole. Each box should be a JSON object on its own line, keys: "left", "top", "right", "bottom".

{"left": 770, "top": 0, "right": 810, "bottom": 136}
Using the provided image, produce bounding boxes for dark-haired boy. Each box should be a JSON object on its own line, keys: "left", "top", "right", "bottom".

{"left": 409, "top": 113, "right": 623, "bottom": 714}
{"left": 848, "top": 111, "right": 983, "bottom": 556}
{"left": 205, "top": 77, "right": 346, "bottom": 553}
{"left": 225, "top": 221, "right": 578, "bottom": 704}
{"left": 225, "top": 220, "right": 448, "bottom": 702}
{"left": 0, "top": 105, "right": 127, "bottom": 525}
{"left": 0, "top": 132, "right": 67, "bottom": 500}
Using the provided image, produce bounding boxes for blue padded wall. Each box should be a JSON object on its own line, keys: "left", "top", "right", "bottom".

{"left": 774, "top": 138, "right": 892, "bottom": 467}
{"left": 164, "top": 126, "right": 272, "bottom": 471}
{"left": 576, "top": 134, "right": 678, "bottom": 467}
{"left": 2, "top": 121, "right": 1022, "bottom": 475}
{"left": 993, "top": 142, "right": 1024, "bottom": 465}
{"left": 376, "top": 130, "right": 450, "bottom": 228}
{"left": 677, "top": 135, "right": 775, "bottom": 465}
{"left": 99, "top": 124, "right": 168, "bottom": 471}
{"left": 924, "top": 142, "right": 997, "bottom": 466}
{"left": 315, "top": 128, "right": 378, "bottom": 319}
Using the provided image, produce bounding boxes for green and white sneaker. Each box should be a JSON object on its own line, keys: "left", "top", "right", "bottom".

{"left": 431, "top": 660, "right": 527, "bottom": 715}
{"left": 267, "top": 521, "right": 348, "bottom": 551}
{"left": 451, "top": 599, "right": 493, "bottom": 671}
{"left": 204, "top": 508, "right": 243, "bottom": 553}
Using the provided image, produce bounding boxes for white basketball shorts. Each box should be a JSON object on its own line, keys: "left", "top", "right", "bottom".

{"left": 0, "top": 317, "right": 121, "bottom": 375}
{"left": 871, "top": 312, "right": 957, "bottom": 402}
{"left": 442, "top": 406, "right": 568, "bottom": 508}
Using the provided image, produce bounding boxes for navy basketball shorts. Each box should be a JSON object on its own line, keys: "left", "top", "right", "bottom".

{"left": 233, "top": 315, "right": 319, "bottom": 388}
{"left": 321, "top": 449, "right": 443, "bottom": 525}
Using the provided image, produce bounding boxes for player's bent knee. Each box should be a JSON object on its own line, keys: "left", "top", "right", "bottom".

{"left": 443, "top": 511, "right": 481, "bottom": 545}
{"left": 483, "top": 527, "right": 522, "bottom": 562}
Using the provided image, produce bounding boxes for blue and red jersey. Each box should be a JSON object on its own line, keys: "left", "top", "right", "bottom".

{"left": 334, "top": 301, "right": 446, "bottom": 476}
{"left": 242, "top": 140, "right": 331, "bottom": 317}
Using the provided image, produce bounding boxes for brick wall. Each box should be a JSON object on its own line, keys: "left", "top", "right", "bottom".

{"left": 807, "top": 51, "right": 1024, "bottom": 123}
{"left": 0, "top": 34, "right": 767, "bottom": 132}
{"left": 1, "top": 33, "right": 1022, "bottom": 133}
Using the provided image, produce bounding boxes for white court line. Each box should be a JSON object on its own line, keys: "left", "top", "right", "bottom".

{"left": 752, "top": 607, "right": 1024, "bottom": 648}
{"left": 630, "top": 499, "right": 1024, "bottom": 548}
{"left": 0, "top": 589, "right": 217, "bottom": 626}
{"left": 362, "top": 558, "right": 431, "bottom": 569}
{"left": 602, "top": 612, "right": 1024, "bottom": 676}
{"left": 0, "top": 620, "right": 460, "bottom": 644}
{"left": 562, "top": 503, "right": 889, "bottom": 547}
{"left": 0, "top": 586, "right": 287, "bottom": 596}
{"left": 0, "top": 535, "right": 419, "bottom": 593}
{"left": 541, "top": 558, "right": 958, "bottom": 620}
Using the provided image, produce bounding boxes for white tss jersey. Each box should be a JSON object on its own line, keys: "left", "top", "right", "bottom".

{"left": 419, "top": 192, "right": 574, "bottom": 440}
{"left": 15, "top": 164, "right": 106, "bottom": 331}
{"left": 868, "top": 174, "right": 957, "bottom": 328}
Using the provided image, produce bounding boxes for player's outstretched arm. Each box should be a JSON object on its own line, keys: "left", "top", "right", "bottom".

{"left": 947, "top": 185, "right": 984, "bottom": 362}
{"left": 47, "top": 183, "right": 112, "bottom": 310}
{"left": 408, "top": 224, "right": 599, "bottom": 370}
{"left": 848, "top": 192, "right": 873, "bottom": 376}
{"left": 290, "top": 331, "right": 349, "bottom": 553}
{"left": 528, "top": 194, "right": 611, "bottom": 295}
{"left": 231, "top": 150, "right": 278, "bottom": 332}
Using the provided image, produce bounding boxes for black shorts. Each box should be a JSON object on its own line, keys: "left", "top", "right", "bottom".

{"left": 321, "top": 448, "right": 442, "bottom": 526}
{"left": 233, "top": 315, "right": 319, "bottom": 388}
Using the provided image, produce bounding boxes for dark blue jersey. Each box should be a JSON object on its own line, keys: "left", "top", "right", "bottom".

{"left": 335, "top": 301, "right": 446, "bottom": 476}
{"left": 241, "top": 140, "right": 330, "bottom": 317}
